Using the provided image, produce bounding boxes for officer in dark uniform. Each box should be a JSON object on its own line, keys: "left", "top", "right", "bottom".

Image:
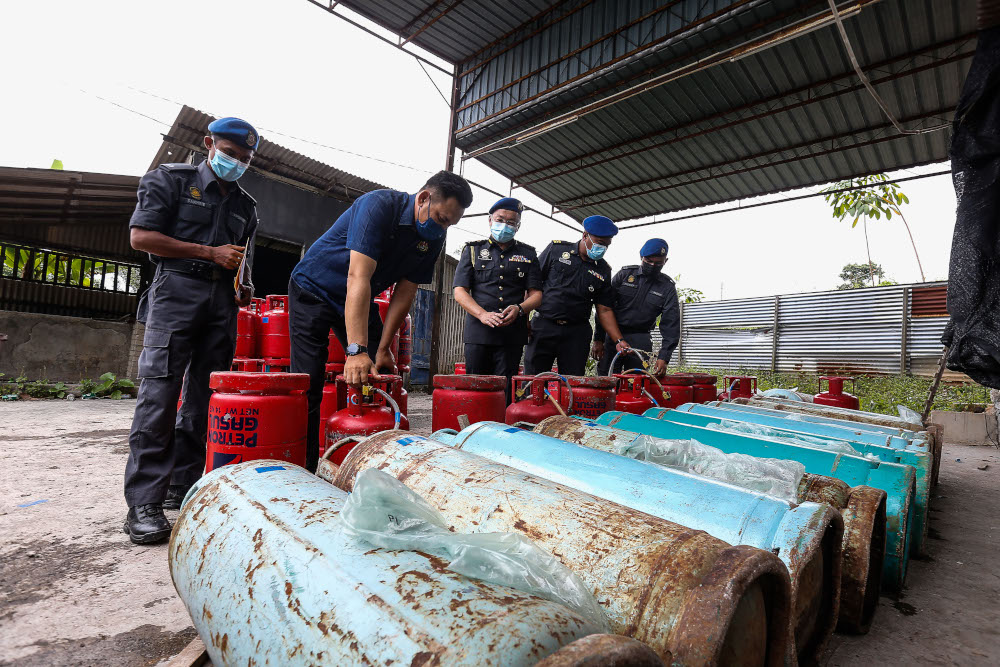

{"left": 289, "top": 171, "right": 473, "bottom": 472}
{"left": 526, "top": 215, "right": 631, "bottom": 376}
{"left": 594, "top": 238, "right": 680, "bottom": 377}
{"left": 124, "top": 117, "right": 260, "bottom": 544}
{"left": 453, "top": 197, "right": 542, "bottom": 402}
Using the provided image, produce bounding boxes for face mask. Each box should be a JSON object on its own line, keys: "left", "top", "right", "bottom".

{"left": 641, "top": 262, "right": 663, "bottom": 276}
{"left": 210, "top": 148, "right": 249, "bottom": 182}
{"left": 415, "top": 199, "right": 446, "bottom": 241}
{"left": 490, "top": 221, "right": 517, "bottom": 243}
{"left": 585, "top": 235, "right": 607, "bottom": 260}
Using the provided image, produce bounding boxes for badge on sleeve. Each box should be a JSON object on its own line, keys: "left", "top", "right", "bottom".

{"left": 188, "top": 186, "right": 202, "bottom": 200}
{"left": 417, "top": 241, "right": 429, "bottom": 253}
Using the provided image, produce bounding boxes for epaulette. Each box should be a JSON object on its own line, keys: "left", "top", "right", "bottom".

{"left": 664, "top": 274, "right": 675, "bottom": 283}
{"left": 552, "top": 239, "right": 573, "bottom": 244}
{"left": 160, "top": 163, "right": 198, "bottom": 171}
{"left": 621, "top": 264, "right": 639, "bottom": 271}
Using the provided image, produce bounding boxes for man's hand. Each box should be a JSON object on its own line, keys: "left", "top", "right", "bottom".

{"left": 345, "top": 354, "right": 376, "bottom": 387}
{"left": 210, "top": 244, "right": 245, "bottom": 270}
{"left": 235, "top": 285, "right": 253, "bottom": 307}
{"left": 615, "top": 339, "right": 631, "bottom": 354}
{"left": 590, "top": 341, "right": 604, "bottom": 360}
{"left": 478, "top": 310, "right": 504, "bottom": 328}
{"left": 498, "top": 305, "right": 520, "bottom": 326}
{"left": 653, "top": 359, "right": 667, "bottom": 377}
{"left": 375, "top": 347, "right": 396, "bottom": 374}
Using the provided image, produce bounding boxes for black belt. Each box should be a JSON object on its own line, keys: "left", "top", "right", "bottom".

{"left": 159, "top": 258, "right": 232, "bottom": 282}
{"left": 542, "top": 316, "right": 586, "bottom": 326}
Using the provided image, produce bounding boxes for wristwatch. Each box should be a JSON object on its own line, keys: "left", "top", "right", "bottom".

{"left": 516, "top": 304, "right": 524, "bottom": 316}
{"left": 345, "top": 343, "right": 368, "bottom": 357}
{"left": 615, "top": 338, "right": 625, "bottom": 344}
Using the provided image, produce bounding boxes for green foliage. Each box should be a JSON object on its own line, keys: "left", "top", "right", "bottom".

{"left": 673, "top": 274, "right": 704, "bottom": 304}
{"left": 822, "top": 173, "right": 909, "bottom": 228}
{"left": 81, "top": 372, "right": 135, "bottom": 399}
{"left": 838, "top": 262, "right": 889, "bottom": 290}
{"left": 0, "top": 374, "right": 67, "bottom": 399}
{"left": 673, "top": 364, "right": 990, "bottom": 416}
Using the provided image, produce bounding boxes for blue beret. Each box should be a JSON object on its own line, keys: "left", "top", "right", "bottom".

{"left": 583, "top": 215, "right": 618, "bottom": 238}
{"left": 640, "top": 238, "right": 668, "bottom": 258}
{"left": 490, "top": 197, "right": 524, "bottom": 215}
{"left": 207, "top": 117, "right": 260, "bottom": 151}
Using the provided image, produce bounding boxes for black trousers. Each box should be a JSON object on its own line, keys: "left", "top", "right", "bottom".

{"left": 596, "top": 331, "right": 653, "bottom": 377}
{"left": 464, "top": 342, "right": 524, "bottom": 403}
{"left": 125, "top": 269, "right": 237, "bottom": 507}
{"left": 287, "top": 277, "right": 384, "bottom": 472}
{"left": 525, "top": 316, "right": 591, "bottom": 376}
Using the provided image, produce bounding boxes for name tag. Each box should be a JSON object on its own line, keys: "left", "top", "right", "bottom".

{"left": 558, "top": 258, "right": 572, "bottom": 265}
{"left": 623, "top": 283, "right": 637, "bottom": 289}
{"left": 652, "top": 290, "right": 663, "bottom": 296}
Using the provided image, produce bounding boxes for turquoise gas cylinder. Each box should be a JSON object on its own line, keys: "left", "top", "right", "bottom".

{"left": 593, "top": 409, "right": 917, "bottom": 593}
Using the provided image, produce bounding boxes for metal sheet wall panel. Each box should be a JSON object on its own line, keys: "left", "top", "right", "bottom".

{"left": 0, "top": 278, "right": 137, "bottom": 320}
{"left": 679, "top": 296, "right": 774, "bottom": 369}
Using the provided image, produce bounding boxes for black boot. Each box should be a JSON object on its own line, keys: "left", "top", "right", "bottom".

{"left": 123, "top": 504, "right": 171, "bottom": 544}
{"left": 162, "top": 485, "right": 192, "bottom": 511}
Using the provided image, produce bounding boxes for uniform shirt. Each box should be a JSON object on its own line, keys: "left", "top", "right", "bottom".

{"left": 594, "top": 265, "right": 680, "bottom": 362}
{"left": 129, "top": 160, "right": 258, "bottom": 278}
{"left": 453, "top": 237, "right": 541, "bottom": 345}
{"left": 535, "top": 240, "right": 613, "bottom": 324}
{"left": 291, "top": 189, "right": 444, "bottom": 315}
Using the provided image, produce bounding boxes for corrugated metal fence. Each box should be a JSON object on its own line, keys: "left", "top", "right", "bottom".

{"left": 654, "top": 282, "right": 954, "bottom": 379}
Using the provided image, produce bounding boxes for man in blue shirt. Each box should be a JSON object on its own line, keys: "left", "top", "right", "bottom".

{"left": 289, "top": 171, "right": 473, "bottom": 470}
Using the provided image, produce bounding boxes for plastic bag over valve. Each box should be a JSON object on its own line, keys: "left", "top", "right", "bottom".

{"left": 618, "top": 434, "right": 805, "bottom": 502}
{"left": 339, "top": 468, "right": 611, "bottom": 632}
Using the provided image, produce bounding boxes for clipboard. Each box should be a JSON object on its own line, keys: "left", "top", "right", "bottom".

{"left": 234, "top": 229, "right": 256, "bottom": 293}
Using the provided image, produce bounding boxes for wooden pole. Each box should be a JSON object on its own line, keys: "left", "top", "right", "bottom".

{"left": 922, "top": 346, "right": 949, "bottom": 423}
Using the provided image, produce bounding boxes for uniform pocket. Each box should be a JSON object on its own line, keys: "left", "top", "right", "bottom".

{"left": 138, "top": 328, "right": 171, "bottom": 379}
{"left": 173, "top": 199, "right": 215, "bottom": 244}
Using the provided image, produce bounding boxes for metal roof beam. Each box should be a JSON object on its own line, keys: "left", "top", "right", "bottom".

{"left": 401, "top": 0, "right": 467, "bottom": 46}
{"left": 554, "top": 107, "right": 953, "bottom": 214}
{"left": 516, "top": 40, "right": 975, "bottom": 187}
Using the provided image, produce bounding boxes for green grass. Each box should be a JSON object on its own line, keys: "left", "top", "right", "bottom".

{"left": 672, "top": 365, "right": 990, "bottom": 416}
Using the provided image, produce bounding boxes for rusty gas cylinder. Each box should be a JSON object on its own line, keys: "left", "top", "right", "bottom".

{"left": 506, "top": 375, "right": 565, "bottom": 425}
{"left": 720, "top": 375, "right": 757, "bottom": 401}
{"left": 614, "top": 373, "right": 669, "bottom": 415}
{"left": 334, "top": 432, "right": 792, "bottom": 666}
{"left": 686, "top": 372, "right": 719, "bottom": 403}
{"left": 431, "top": 374, "right": 506, "bottom": 432}
{"left": 259, "top": 295, "right": 290, "bottom": 360}
{"left": 558, "top": 376, "right": 615, "bottom": 419}
{"left": 658, "top": 374, "right": 694, "bottom": 408}
{"left": 324, "top": 375, "right": 408, "bottom": 463}
{"left": 205, "top": 372, "right": 309, "bottom": 472}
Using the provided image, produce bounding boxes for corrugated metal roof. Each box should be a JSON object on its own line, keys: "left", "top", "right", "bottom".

{"left": 151, "top": 106, "right": 387, "bottom": 200}
{"left": 329, "top": 0, "right": 975, "bottom": 221}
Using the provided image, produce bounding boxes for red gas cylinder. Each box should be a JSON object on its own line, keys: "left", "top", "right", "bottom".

{"left": 205, "top": 372, "right": 309, "bottom": 472}
{"left": 658, "top": 374, "right": 695, "bottom": 408}
{"left": 235, "top": 302, "right": 260, "bottom": 358}
{"left": 263, "top": 358, "right": 291, "bottom": 373}
{"left": 327, "top": 330, "right": 345, "bottom": 364}
{"left": 375, "top": 291, "right": 400, "bottom": 362}
{"left": 454, "top": 362, "right": 466, "bottom": 374}
{"left": 319, "top": 362, "right": 346, "bottom": 444}
{"left": 719, "top": 375, "right": 757, "bottom": 401}
{"left": 814, "top": 376, "right": 860, "bottom": 410}
{"left": 506, "top": 375, "right": 564, "bottom": 425}
{"left": 259, "top": 295, "right": 290, "bottom": 360}
{"left": 614, "top": 373, "right": 671, "bottom": 414}
{"left": 231, "top": 358, "right": 265, "bottom": 372}
{"left": 432, "top": 374, "right": 507, "bottom": 431}
{"left": 397, "top": 313, "right": 412, "bottom": 373}
{"left": 686, "top": 373, "right": 719, "bottom": 403}
{"left": 558, "top": 376, "right": 615, "bottom": 419}
{"left": 324, "top": 375, "right": 409, "bottom": 464}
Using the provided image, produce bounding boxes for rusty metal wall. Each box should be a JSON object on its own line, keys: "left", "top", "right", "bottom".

{"left": 0, "top": 277, "right": 137, "bottom": 320}
{"left": 657, "top": 282, "right": 956, "bottom": 379}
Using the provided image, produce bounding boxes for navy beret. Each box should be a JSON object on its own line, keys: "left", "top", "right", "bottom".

{"left": 490, "top": 197, "right": 524, "bottom": 215}
{"left": 208, "top": 117, "right": 260, "bottom": 151}
{"left": 640, "top": 238, "right": 668, "bottom": 258}
{"left": 583, "top": 215, "right": 618, "bottom": 238}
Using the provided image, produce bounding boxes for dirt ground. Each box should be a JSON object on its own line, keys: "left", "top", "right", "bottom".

{"left": 1, "top": 395, "right": 998, "bottom": 666}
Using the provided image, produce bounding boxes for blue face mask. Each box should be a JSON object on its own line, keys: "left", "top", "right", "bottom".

{"left": 415, "top": 199, "right": 446, "bottom": 241}
{"left": 585, "top": 235, "right": 607, "bottom": 260}
{"left": 210, "top": 149, "right": 249, "bottom": 182}
{"left": 490, "top": 220, "right": 517, "bottom": 243}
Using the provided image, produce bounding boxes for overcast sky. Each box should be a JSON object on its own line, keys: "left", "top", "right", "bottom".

{"left": 0, "top": 0, "right": 958, "bottom": 300}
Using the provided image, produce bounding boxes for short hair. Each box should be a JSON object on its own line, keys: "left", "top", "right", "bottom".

{"left": 422, "top": 171, "right": 473, "bottom": 208}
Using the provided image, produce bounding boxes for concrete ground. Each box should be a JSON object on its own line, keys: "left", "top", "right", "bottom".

{"left": 1, "top": 394, "right": 998, "bottom": 666}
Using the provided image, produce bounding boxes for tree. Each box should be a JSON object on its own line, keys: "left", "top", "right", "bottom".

{"left": 838, "top": 262, "right": 893, "bottom": 289}
{"left": 822, "top": 173, "right": 925, "bottom": 286}
{"left": 673, "top": 275, "right": 704, "bottom": 303}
